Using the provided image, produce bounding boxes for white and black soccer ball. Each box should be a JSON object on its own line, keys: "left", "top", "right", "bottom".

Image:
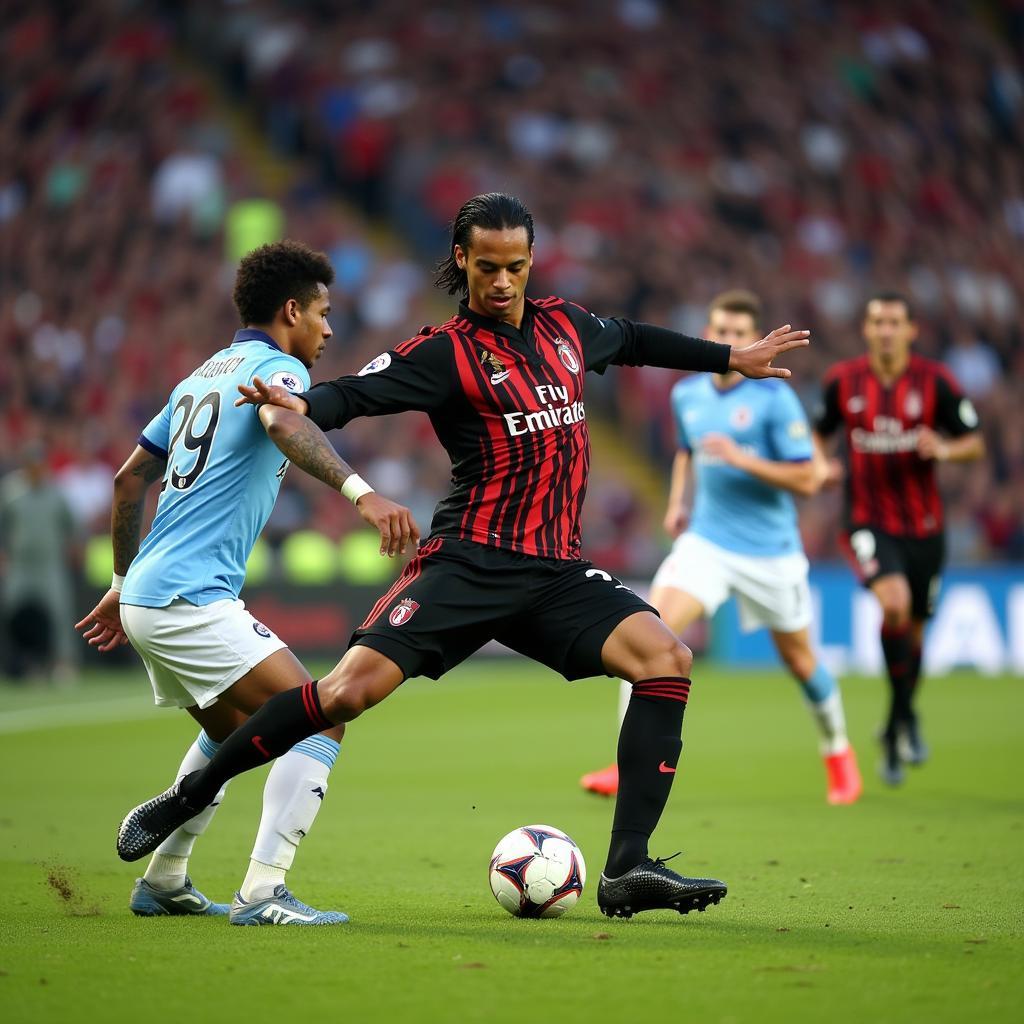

{"left": 488, "top": 824, "right": 586, "bottom": 918}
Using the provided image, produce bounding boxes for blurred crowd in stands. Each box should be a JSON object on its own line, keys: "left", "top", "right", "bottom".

{"left": 2, "top": 0, "right": 1022, "bottom": 653}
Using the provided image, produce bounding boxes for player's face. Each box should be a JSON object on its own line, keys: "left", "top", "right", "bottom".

{"left": 705, "top": 309, "right": 760, "bottom": 348}
{"left": 862, "top": 300, "right": 916, "bottom": 362}
{"left": 707, "top": 309, "right": 759, "bottom": 382}
{"left": 293, "top": 283, "right": 332, "bottom": 368}
{"left": 456, "top": 226, "right": 533, "bottom": 325}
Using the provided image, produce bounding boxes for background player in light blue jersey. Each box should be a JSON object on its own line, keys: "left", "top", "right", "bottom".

{"left": 582, "top": 291, "right": 862, "bottom": 805}
{"left": 76, "top": 242, "right": 418, "bottom": 925}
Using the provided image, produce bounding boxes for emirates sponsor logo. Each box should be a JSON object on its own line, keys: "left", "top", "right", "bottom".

{"left": 503, "top": 385, "right": 586, "bottom": 437}
{"left": 850, "top": 415, "right": 920, "bottom": 454}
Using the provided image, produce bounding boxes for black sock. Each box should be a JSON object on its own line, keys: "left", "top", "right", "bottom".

{"left": 180, "top": 681, "right": 331, "bottom": 808}
{"left": 605, "top": 677, "right": 690, "bottom": 878}
{"left": 908, "top": 640, "right": 923, "bottom": 717}
{"left": 880, "top": 625, "right": 914, "bottom": 735}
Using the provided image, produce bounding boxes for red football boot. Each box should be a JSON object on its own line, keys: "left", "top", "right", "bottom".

{"left": 580, "top": 763, "right": 619, "bottom": 797}
{"left": 824, "top": 745, "right": 863, "bottom": 805}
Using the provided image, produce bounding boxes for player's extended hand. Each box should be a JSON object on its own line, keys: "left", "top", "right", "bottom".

{"left": 916, "top": 426, "right": 948, "bottom": 462}
{"left": 355, "top": 492, "right": 421, "bottom": 557}
{"left": 728, "top": 325, "right": 810, "bottom": 379}
{"left": 75, "top": 589, "right": 128, "bottom": 653}
{"left": 235, "top": 376, "right": 308, "bottom": 415}
{"left": 701, "top": 433, "right": 744, "bottom": 466}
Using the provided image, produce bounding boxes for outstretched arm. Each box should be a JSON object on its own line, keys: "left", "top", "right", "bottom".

{"left": 572, "top": 305, "right": 809, "bottom": 379}
{"left": 727, "top": 325, "right": 810, "bottom": 380}
{"left": 258, "top": 405, "right": 420, "bottom": 557}
{"left": 76, "top": 447, "right": 166, "bottom": 652}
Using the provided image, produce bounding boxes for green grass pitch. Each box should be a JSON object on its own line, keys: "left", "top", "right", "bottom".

{"left": 0, "top": 661, "right": 1021, "bottom": 1023}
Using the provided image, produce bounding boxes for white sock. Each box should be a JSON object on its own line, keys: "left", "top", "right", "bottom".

{"left": 808, "top": 689, "right": 849, "bottom": 755}
{"left": 143, "top": 730, "right": 228, "bottom": 891}
{"left": 240, "top": 860, "right": 286, "bottom": 902}
{"left": 794, "top": 664, "right": 849, "bottom": 756}
{"left": 241, "top": 734, "right": 339, "bottom": 902}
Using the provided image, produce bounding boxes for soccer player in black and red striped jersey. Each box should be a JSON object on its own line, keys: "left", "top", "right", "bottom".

{"left": 118, "top": 193, "right": 810, "bottom": 920}
{"left": 814, "top": 293, "right": 984, "bottom": 785}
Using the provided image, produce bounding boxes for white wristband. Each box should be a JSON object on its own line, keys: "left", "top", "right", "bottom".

{"left": 111, "top": 573, "right": 126, "bottom": 593}
{"left": 341, "top": 474, "right": 374, "bottom": 505}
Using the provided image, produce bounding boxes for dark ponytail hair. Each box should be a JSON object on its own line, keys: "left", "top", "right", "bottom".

{"left": 434, "top": 193, "right": 535, "bottom": 296}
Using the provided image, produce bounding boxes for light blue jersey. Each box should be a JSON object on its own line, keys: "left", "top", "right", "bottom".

{"left": 121, "top": 329, "right": 309, "bottom": 608}
{"left": 672, "top": 375, "right": 813, "bottom": 556}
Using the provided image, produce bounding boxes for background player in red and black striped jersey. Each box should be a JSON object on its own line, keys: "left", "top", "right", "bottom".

{"left": 814, "top": 292, "right": 984, "bottom": 785}
{"left": 119, "top": 193, "right": 810, "bottom": 919}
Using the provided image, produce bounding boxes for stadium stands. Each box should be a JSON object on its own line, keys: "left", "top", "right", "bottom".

{"left": 2, "top": 0, "right": 1021, "bottom": 574}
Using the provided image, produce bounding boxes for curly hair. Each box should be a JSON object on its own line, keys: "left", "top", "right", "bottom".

{"left": 232, "top": 240, "right": 335, "bottom": 326}
{"left": 434, "top": 193, "right": 535, "bottom": 296}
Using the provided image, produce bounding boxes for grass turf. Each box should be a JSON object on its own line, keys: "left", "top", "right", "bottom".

{"left": 0, "top": 662, "right": 1020, "bottom": 1023}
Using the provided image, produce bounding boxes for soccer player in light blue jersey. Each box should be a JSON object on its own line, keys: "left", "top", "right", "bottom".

{"left": 77, "top": 241, "right": 418, "bottom": 924}
{"left": 582, "top": 291, "right": 862, "bottom": 805}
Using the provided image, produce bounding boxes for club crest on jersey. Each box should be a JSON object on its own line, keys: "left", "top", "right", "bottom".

{"left": 847, "top": 395, "right": 866, "bottom": 414}
{"left": 730, "top": 406, "right": 753, "bottom": 429}
{"left": 555, "top": 339, "right": 580, "bottom": 374}
{"left": 359, "top": 352, "right": 392, "bottom": 376}
{"left": 480, "top": 349, "right": 511, "bottom": 385}
{"left": 389, "top": 598, "right": 420, "bottom": 627}
{"left": 904, "top": 389, "right": 922, "bottom": 418}
{"left": 252, "top": 621, "right": 273, "bottom": 639}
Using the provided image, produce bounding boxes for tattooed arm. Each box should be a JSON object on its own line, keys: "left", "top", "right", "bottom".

{"left": 259, "top": 406, "right": 420, "bottom": 557}
{"left": 111, "top": 448, "right": 167, "bottom": 572}
{"left": 76, "top": 446, "right": 166, "bottom": 652}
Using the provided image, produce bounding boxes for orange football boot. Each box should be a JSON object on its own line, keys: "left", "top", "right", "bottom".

{"left": 580, "top": 763, "right": 619, "bottom": 797}
{"left": 824, "top": 745, "right": 863, "bottom": 805}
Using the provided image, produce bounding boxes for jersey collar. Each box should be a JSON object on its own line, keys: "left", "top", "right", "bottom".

{"left": 457, "top": 300, "right": 535, "bottom": 344}
{"left": 712, "top": 373, "right": 747, "bottom": 395}
{"left": 232, "top": 328, "right": 282, "bottom": 351}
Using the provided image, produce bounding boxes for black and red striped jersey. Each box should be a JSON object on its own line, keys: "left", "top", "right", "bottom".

{"left": 816, "top": 353, "right": 980, "bottom": 537}
{"left": 302, "top": 296, "right": 729, "bottom": 560}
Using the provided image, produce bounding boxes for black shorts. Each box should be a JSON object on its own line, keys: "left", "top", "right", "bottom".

{"left": 842, "top": 527, "right": 945, "bottom": 620}
{"left": 350, "top": 537, "right": 655, "bottom": 681}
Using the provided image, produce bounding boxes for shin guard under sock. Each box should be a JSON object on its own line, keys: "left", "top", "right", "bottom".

{"left": 605, "top": 677, "right": 689, "bottom": 877}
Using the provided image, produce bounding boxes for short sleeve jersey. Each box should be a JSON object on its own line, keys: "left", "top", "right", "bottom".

{"left": 673, "top": 376, "right": 813, "bottom": 556}
{"left": 815, "top": 353, "right": 979, "bottom": 537}
{"left": 121, "top": 330, "right": 309, "bottom": 607}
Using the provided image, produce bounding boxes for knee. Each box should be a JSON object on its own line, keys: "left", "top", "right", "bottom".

{"left": 879, "top": 596, "right": 911, "bottom": 629}
{"left": 318, "top": 676, "right": 371, "bottom": 722}
{"left": 635, "top": 638, "right": 693, "bottom": 681}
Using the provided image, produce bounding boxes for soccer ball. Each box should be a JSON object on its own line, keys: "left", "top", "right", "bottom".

{"left": 488, "top": 824, "right": 586, "bottom": 918}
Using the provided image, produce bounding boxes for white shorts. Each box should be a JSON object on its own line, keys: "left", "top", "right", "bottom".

{"left": 121, "top": 598, "right": 287, "bottom": 709}
{"left": 650, "top": 532, "right": 812, "bottom": 634}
